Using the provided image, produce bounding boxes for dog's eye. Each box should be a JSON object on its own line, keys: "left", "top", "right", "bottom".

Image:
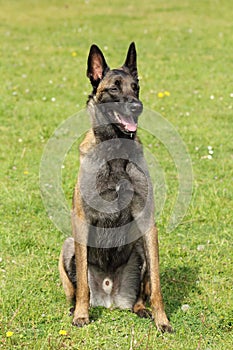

{"left": 115, "top": 79, "right": 121, "bottom": 87}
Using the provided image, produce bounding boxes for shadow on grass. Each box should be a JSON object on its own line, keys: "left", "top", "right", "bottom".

{"left": 89, "top": 306, "right": 105, "bottom": 322}
{"left": 161, "top": 265, "right": 200, "bottom": 317}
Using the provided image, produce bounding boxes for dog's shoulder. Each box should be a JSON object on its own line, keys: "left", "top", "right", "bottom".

{"left": 79, "top": 129, "right": 96, "bottom": 163}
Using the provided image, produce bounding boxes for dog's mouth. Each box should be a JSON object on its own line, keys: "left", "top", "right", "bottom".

{"left": 108, "top": 110, "right": 138, "bottom": 135}
{"left": 104, "top": 110, "right": 138, "bottom": 137}
{"left": 94, "top": 101, "right": 143, "bottom": 137}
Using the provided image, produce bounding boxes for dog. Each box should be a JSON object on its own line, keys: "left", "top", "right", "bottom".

{"left": 59, "top": 42, "right": 172, "bottom": 332}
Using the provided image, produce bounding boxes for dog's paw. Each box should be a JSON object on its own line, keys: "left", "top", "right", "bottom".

{"left": 154, "top": 314, "right": 173, "bottom": 333}
{"left": 135, "top": 308, "right": 152, "bottom": 319}
{"left": 69, "top": 307, "right": 75, "bottom": 316}
{"left": 72, "top": 316, "right": 90, "bottom": 327}
{"left": 156, "top": 321, "right": 173, "bottom": 333}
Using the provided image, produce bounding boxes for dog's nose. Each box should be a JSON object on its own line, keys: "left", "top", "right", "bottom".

{"left": 129, "top": 101, "right": 143, "bottom": 114}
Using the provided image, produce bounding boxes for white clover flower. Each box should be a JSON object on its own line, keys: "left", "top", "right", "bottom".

{"left": 181, "top": 304, "right": 190, "bottom": 312}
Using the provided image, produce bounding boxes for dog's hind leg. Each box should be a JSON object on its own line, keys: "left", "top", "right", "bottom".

{"left": 58, "top": 238, "right": 76, "bottom": 303}
{"left": 133, "top": 272, "right": 152, "bottom": 318}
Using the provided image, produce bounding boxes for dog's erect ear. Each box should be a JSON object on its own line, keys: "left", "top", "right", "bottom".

{"left": 87, "top": 45, "right": 109, "bottom": 87}
{"left": 123, "top": 42, "right": 138, "bottom": 80}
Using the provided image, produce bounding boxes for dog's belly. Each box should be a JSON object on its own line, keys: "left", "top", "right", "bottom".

{"left": 88, "top": 246, "right": 142, "bottom": 309}
{"left": 62, "top": 237, "right": 143, "bottom": 310}
{"left": 88, "top": 244, "right": 134, "bottom": 272}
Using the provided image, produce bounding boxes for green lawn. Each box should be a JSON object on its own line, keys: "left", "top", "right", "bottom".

{"left": 0, "top": 0, "right": 232, "bottom": 349}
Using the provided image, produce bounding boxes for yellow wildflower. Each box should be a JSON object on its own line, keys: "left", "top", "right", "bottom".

{"left": 59, "top": 329, "right": 67, "bottom": 336}
{"left": 157, "top": 92, "right": 164, "bottom": 98}
{"left": 164, "top": 91, "right": 171, "bottom": 96}
{"left": 6, "top": 331, "right": 14, "bottom": 338}
{"left": 71, "top": 51, "right": 77, "bottom": 57}
{"left": 23, "top": 170, "right": 29, "bottom": 175}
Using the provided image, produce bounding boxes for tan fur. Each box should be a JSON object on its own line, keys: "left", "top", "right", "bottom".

{"left": 58, "top": 249, "right": 75, "bottom": 302}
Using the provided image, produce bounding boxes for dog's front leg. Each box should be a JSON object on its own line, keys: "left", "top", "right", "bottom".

{"left": 72, "top": 186, "right": 90, "bottom": 327}
{"left": 73, "top": 240, "right": 90, "bottom": 327}
{"left": 145, "top": 225, "right": 173, "bottom": 333}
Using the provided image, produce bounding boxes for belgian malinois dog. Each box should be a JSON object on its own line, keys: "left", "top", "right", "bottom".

{"left": 59, "top": 43, "right": 172, "bottom": 332}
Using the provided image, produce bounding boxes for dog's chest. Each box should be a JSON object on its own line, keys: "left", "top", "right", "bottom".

{"left": 96, "top": 159, "right": 132, "bottom": 200}
{"left": 81, "top": 158, "right": 134, "bottom": 224}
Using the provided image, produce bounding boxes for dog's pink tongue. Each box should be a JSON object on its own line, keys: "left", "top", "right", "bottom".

{"left": 122, "top": 116, "right": 137, "bottom": 132}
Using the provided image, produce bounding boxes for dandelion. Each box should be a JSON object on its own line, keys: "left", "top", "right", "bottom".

{"left": 197, "top": 244, "right": 205, "bottom": 251}
{"left": 24, "top": 170, "right": 29, "bottom": 175}
{"left": 157, "top": 92, "right": 164, "bottom": 98}
{"left": 6, "top": 331, "right": 14, "bottom": 338}
{"left": 164, "top": 91, "right": 171, "bottom": 97}
{"left": 181, "top": 304, "right": 190, "bottom": 312}
{"left": 72, "top": 51, "right": 77, "bottom": 57}
{"left": 59, "top": 329, "right": 67, "bottom": 336}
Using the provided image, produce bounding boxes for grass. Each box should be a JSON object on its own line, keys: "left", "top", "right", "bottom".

{"left": 0, "top": 0, "right": 232, "bottom": 348}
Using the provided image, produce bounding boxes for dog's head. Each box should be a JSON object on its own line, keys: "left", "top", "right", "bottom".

{"left": 87, "top": 43, "right": 143, "bottom": 139}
